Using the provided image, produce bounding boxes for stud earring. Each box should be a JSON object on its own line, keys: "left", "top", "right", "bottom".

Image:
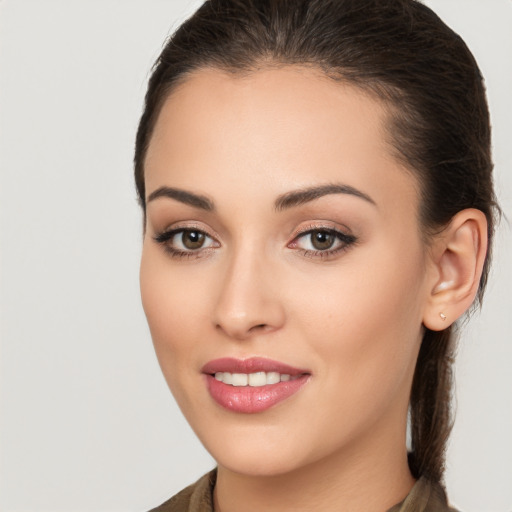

{"left": 440, "top": 313, "right": 447, "bottom": 321}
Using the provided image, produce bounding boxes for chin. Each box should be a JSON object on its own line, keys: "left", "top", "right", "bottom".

{"left": 215, "top": 448, "right": 306, "bottom": 477}
{"left": 196, "top": 422, "right": 319, "bottom": 477}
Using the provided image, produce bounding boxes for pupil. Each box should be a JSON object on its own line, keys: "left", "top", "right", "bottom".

{"left": 312, "top": 230, "right": 334, "bottom": 250}
{"left": 182, "top": 230, "right": 205, "bottom": 249}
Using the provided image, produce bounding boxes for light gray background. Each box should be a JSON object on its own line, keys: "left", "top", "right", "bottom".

{"left": 0, "top": 1, "right": 511, "bottom": 511}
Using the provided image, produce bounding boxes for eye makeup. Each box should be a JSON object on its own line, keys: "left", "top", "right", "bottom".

{"left": 153, "top": 223, "right": 220, "bottom": 259}
{"left": 288, "top": 221, "right": 357, "bottom": 259}
{"left": 153, "top": 221, "right": 357, "bottom": 262}
{"left": 289, "top": 226, "right": 357, "bottom": 260}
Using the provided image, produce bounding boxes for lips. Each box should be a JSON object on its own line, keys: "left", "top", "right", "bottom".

{"left": 202, "top": 357, "right": 311, "bottom": 413}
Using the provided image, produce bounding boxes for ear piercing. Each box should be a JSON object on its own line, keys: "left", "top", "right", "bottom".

{"left": 440, "top": 313, "right": 447, "bottom": 321}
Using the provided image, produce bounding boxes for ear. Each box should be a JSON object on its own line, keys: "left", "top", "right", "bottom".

{"left": 423, "top": 209, "right": 488, "bottom": 331}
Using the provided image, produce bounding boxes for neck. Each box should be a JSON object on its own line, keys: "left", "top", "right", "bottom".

{"left": 213, "top": 418, "right": 415, "bottom": 512}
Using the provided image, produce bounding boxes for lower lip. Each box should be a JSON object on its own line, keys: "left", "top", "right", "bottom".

{"left": 205, "top": 374, "right": 310, "bottom": 413}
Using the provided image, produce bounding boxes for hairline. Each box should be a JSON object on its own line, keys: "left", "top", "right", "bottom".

{"left": 139, "top": 60, "right": 422, "bottom": 206}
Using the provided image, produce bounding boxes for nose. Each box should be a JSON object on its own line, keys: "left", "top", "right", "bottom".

{"left": 212, "top": 248, "right": 286, "bottom": 340}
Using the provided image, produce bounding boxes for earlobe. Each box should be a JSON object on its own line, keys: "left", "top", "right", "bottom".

{"left": 423, "top": 209, "right": 488, "bottom": 331}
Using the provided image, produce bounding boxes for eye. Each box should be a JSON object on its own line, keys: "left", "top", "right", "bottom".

{"left": 153, "top": 227, "right": 219, "bottom": 258}
{"left": 174, "top": 230, "right": 209, "bottom": 250}
{"left": 290, "top": 227, "right": 356, "bottom": 258}
{"left": 304, "top": 230, "right": 338, "bottom": 250}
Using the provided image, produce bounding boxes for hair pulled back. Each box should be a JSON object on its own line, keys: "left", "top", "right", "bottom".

{"left": 134, "top": 0, "right": 497, "bottom": 484}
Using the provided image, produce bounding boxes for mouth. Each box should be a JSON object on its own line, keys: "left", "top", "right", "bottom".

{"left": 211, "top": 371, "right": 301, "bottom": 386}
{"left": 202, "top": 357, "right": 311, "bottom": 413}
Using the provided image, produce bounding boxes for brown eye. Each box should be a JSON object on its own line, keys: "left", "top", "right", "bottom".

{"left": 181, "top": 230, "right": 205, "bottom": 250}
{"left": 290, "top": 227, "right": 356, "bottom": 258}
{"left": 153, "top": 227, "right": 219, "bottom": 258}
{"left": 310, "top": 230, "right": 335, "bottom": 250}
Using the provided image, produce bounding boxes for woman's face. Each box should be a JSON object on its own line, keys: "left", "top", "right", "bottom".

{"left": 140, "top": 67, "right": 433, "bottom": 477}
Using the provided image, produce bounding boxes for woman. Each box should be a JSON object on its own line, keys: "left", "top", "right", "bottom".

{"left": 134, "top": 0, "right": 497, "bottom": 510}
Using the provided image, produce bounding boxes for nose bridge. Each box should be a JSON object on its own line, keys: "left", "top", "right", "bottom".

{"left": 213, "top": 240, "right": 284, "bottom": 339}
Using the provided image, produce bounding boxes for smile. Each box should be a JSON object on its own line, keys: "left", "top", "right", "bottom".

{"left": 213, "top": 371, "right": 298, "bottom": 387}
{"left": 202, "top": 357, "right": 311, "bottom": 413}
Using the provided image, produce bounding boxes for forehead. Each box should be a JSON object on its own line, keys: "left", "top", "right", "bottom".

{"left": 144, "top": 66, "right": 418, "bottom": 214}
{"left": 147, "top": 66, "right": 388, "bottom": 167}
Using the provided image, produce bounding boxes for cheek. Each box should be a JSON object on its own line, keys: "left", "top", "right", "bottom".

{"left": 139, "top": 246, "right": 207, "bottom": 382}
{"left": 292, "top": 243, "right": 426, "bottom": 414}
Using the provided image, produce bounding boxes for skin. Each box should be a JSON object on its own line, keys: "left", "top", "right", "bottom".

{"left": 140, "top": 67, "right": 486, "bottom": 511}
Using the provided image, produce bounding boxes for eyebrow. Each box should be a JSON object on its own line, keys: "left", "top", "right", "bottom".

{"left": 146, "top": 182, "right": 376, "bottom": 212}
{"left": 274, "top": 183, "right": 376, "bottom": 211}
{"left": 147, "top": 186, "right": 214, "bottom": 211}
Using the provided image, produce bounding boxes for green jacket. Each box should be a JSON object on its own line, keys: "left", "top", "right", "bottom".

{"left": 149, "top": 469, "right": 459, "bottom": 511}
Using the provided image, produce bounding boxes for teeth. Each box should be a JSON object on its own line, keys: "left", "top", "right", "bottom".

{"left": 231, "top": 373, "right": 248, "bottom": 386}
{"left": 213, "top": 371, "right": 297, "bottom": 387}
{"left": 266, "top": 372, "right": 280, "bottom": 384}
{"left": 248, "top": 372, "right": 266, "bottom": 387}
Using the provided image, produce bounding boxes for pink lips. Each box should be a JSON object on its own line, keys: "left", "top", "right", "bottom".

{"left": 202, "top": 357, "right": 310, "bottom": 414}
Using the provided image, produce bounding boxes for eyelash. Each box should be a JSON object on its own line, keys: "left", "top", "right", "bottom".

{"left": 153, "top": 226, "right": 218, "bottom": 259}
{"left": 290, "top": 226, "right": 357, "bottom": 260}
{"left": 153, "top": 225, "right": 357, "bottom": 260}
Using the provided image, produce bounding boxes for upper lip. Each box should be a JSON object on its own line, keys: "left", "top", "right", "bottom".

{"left": 201, "top": 357, "right": 310, "bottom": 376}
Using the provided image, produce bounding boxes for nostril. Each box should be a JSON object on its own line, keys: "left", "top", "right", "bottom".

{"left": 249, "top": 323, "right": 269, "bottom": 332}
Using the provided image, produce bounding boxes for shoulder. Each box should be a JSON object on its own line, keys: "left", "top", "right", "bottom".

{"left": 147, "top": 470, "right": 217, "bottom": 512}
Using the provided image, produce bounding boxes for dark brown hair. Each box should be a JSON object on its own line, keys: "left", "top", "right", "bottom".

{"left": 134, "top": 0, "right": 497, "bottom": 484}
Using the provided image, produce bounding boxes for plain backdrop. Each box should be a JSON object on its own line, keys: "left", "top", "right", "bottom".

{"left": 0, "top": 1, "right": 511, "bottom": 511}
